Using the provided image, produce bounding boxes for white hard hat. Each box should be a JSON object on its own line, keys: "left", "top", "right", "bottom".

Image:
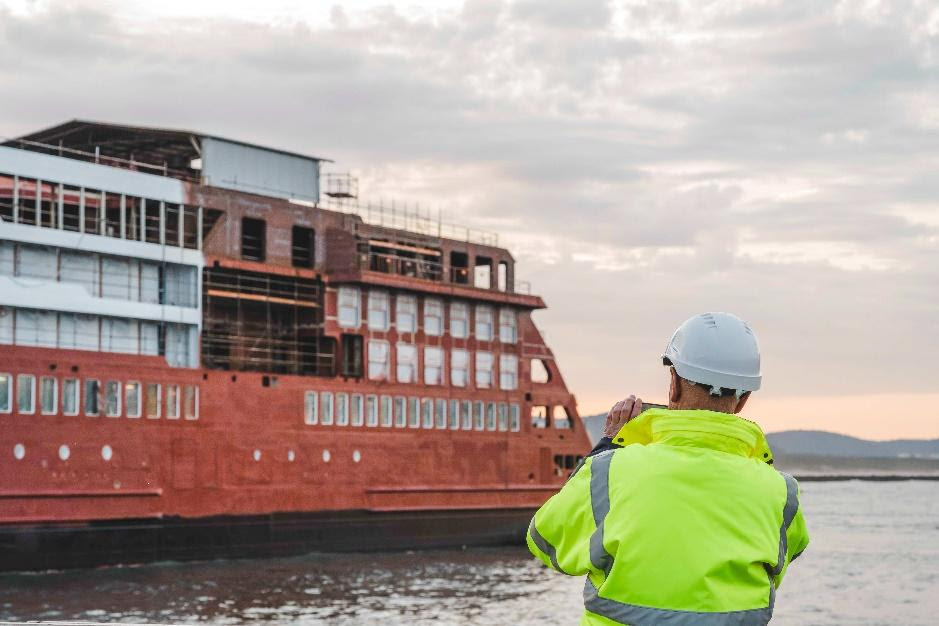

{"left": 662, "top": 312, "right": 761, "bottom": 396}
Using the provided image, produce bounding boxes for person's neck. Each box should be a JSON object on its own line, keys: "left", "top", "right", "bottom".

{"left": 668, "top": 399, "right": 738, "bottom": 414}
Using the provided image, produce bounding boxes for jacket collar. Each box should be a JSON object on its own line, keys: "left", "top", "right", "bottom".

{"left": 612, "top": 408, "right": 774, "bottom": 463}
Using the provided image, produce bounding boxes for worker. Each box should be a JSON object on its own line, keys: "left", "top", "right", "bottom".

{"left": 527, "top": 312, "right": 809, "bottom": 625}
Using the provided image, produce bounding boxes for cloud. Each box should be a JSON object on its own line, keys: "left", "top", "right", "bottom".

{"left": 0, "top": 0, "right": 937, "bottom": 435}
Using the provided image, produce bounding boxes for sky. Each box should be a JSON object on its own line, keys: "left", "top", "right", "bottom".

{"left": 1, "top": 0, "right": 938, "bottom": 439}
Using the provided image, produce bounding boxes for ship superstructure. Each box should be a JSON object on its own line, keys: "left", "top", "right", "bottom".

{"left": 0, "top": 121, "right": 588, "bottom": 570}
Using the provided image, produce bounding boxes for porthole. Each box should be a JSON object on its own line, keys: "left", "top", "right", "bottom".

{"left": 58, "top": 444, "right": 70, "bottom": 461}
{"left": 253, "top": 449, "right": 262, "bottom": 462}
{"left": 353, "top": 450, "right": 361, "bottom": 463}
{"left": 322, "top": 449, "right": 331, "bottom": 463}
{"left": 287, "top": 449, "right": 296, "bottom": 462}
{"left": 13, "top": 444, "right": 25, "bottom": 460}
{"left": 101, "top": 445, "right": 113, "bottom": 462}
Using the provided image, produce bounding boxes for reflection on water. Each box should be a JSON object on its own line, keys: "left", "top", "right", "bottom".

{"left": 1, "top": 481, "right": 937, "bottom": 625}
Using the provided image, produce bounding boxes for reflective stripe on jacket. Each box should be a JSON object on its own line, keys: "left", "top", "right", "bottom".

{"left": 527, "top": 408, "right": 809, "bottom": 626}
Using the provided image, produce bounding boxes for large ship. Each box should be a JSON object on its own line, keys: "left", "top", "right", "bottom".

{"left": 0, "top": 121, "right": 589, "bottom": 571}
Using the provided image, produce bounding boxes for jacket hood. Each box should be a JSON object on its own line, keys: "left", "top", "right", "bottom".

{"left": 612, "top": 407, "right": 774, "bottom": 464}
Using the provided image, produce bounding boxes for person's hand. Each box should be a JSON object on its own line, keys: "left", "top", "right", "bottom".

{"left": 603, "top": 395, "right": 643, "bottom": 438}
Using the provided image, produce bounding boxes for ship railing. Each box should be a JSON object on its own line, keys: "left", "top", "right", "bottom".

{"left": 2, "top": 137, "right": 200, "bottom": 182}
{"left": 200, "top": 333, "right": 335, "bottom": 376}
{"left": 319, "top": 196, "right": 499, "bottom": 247}
{"left": 360, "top": 250, "right": 443, "bottom": 282}
{"left": 0, "top": 173, "right": 203, "bottom": 251}
{"left": 203, "top": 267, "right": 321, "bottom": 304}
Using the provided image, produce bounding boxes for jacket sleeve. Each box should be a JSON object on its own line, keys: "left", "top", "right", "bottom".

{"left": 526, "top": 454, "right": 600, "bottom": 577}
{"left": 774, "top": 481, "right": 809, "bottom": 588}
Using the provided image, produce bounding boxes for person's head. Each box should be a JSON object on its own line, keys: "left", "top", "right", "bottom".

{"left": 662, "top": 312, "right": 761, "bottom": 415}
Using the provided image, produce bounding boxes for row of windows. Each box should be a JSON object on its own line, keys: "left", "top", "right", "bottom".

{"left": 0, "top": 306, "right": 197, "bottom": 367}
{"left": 338, "top": 287, "right": 518, "bottom": 343}
{"left": 365, "top": 343, "right": 518, "bottom": 389}
{"left": 304, "top": 391, "right": 522, "bottom": 432}
{"left": 0, "top": 172, "right": 201, "bottom": 249}
{"left": 0, "top": 373, "right": 198, "bottom": 419}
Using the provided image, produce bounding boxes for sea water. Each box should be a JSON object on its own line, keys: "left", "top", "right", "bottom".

{"left": 0, "top": 481, "right": 936, "bottom": 625}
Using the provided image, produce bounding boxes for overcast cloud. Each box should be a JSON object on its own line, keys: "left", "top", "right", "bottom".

{"left": 2, "top": 0, "right": 938, "bottom": 438}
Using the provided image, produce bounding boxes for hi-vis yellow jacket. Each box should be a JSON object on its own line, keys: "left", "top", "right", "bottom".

{"left": 527, "top": 408, "right": 809, "bottom": 626}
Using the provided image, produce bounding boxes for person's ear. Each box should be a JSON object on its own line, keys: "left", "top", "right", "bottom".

{"left": 669, "top": 367, "right": 681, "bottom": 404}
{"left": 733, "top": 391, "right": 751, "bottom": 414}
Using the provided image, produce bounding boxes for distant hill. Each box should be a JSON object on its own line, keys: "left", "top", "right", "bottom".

{"left": 766, "top": 430, "right": 939, "bottom": 459}
{"left": 580, "top": 414, "right": 939, "bottom": 459}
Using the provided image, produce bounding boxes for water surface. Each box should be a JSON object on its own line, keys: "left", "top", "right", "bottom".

{"left": 1, "top": 481, "right": 936, "bottom": 625}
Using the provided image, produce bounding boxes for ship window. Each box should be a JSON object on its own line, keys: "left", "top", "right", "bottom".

{"left": 40, "top": 376, "right": 57, "bottom": 415}
{"left": 16, "top": 374, "right": 35, "bottom": 414}
{"left": 396, "top": 343, "right": 417, "bottom": 383}
{"left": 85, "top": 379, "right": 101, "bottom": 416}
{"left": 167, "top": 384, "right": 180, "bottom": 419}
{"left": 124, "top": 196, "right": 139, "bottom": 240}
{"left": 338, "top": 286, "right": 361, "bottom": 329}
{"left": 321, "top": 391, "right": 334, "bottom": 425}
{"left": 421, "top": 397, "right": 433, "bottom": 429}
{"left": 451, "top": 349, "right": 469, "bottom": 387}
{"left": 435, "top": 398, "right": 447, "bottom": 429}
{"left": 15, "top": 309, "right": 57, "bottom": 348}
{"left": 396, "top": 294, "right": 417, "bottom": 334}
{"left": 64, "top": 377, "right": 80, "bottom": 416}
{"left": 486, "top": 402, "right": 497, "bottom": 431}
{"left": 184, "top": 385, "right": 199, "bottom": 420}
{"left": 475, "top": 351, "right": 493, "bottom": 389}
{"left": 340, "top": 334, "right": 363, "bottom": 377}
{"left": 473, "top": 401, "right": 485, "bottom": 431}
{"left": 474, "top": 256, "right": 492, "bottom": 289}
{"left": 498, "top": 262, "right": 508, "bottom": 292}
{"left": 510, "top": 403, "right": 521, "bottom": 432}
{"left": 394, "top": 396, "right": 406, "bottom": 428}
{"left": 408, "top": 396, "right": 420, "bottom": 428}
{"left": 126, "top": 382, "right": 141, "bottom": 418}
{"left": 0, "top": 373, "right": 11, "bottom": 413}
{"left": 0, "top": 175, "right": 13, "bottom": 223}
{"left": 144, "top": 199, "right": 161, "bottom": 244}
{"left": 291, "top": 226, "right": 315, "bottom": 268}
{"left": 18, "top": 245, "right": 57, "bottom": 281}
{"left": 462, "top": 400, "right": 472, "bottom": 430}
{"left": 241, "top": 217, "right": 266, "bottom": 262}
{"left": 368, "top": 290, "right": 390, "bottom": 331}
{"left": 554, "top": 405, "right": 571, "bottom": 429}
{"left": 498, "top": 403, "right": 509, "bottom": 431}
{"left": 182, "top": 206, "right": 200, "bottom": 250}
{"left": 351, "top": 393, "right": 364, "bottom": 426}
{"left": 61, "top": 185, "right": 81, "bottom": 232}
{"left": 336, "top": 393, "right": 349, "bottom": 426}
{"left": 368, "top": 340, "right": 390, "bottom": 381}
{"left": 450, "top": 301, "right": 469, "bottom": 338}
{"left": 105, "top": 380, "right": 121, "bottom": 417}
{"left": 304, "top": 391, "right": 318, "bottom": 425}
{"left": 531, "top": 358, "right": 551, "bottom": 383}
{"left": 499, "top": 309, "right": 517, "bottom": 343}
{"left": 450, "top": 251, "right": 469, "bottom": 285}
{"left": 381, "top": 395, "right": 393, "bottom": 427}
{"left": 424, "top": 346, "right": 444, "bottom": 386}
{"left": 0, "top": 307, "right": 10, "bottom": 345}
{"left": 164, "top": 203, "right": 180, "bottom": 246}
{"left": 424, "top": 298, "right": 443, "bottom": 336}
{"left": 449, "top": 399, "right": 460, "bottom": 430}
{"left": 145, "top": 383, "right": 161, "bottom": 418}
{"left": 531, "top": 405, "right": 549, "bottom": 429}
{"left": 475, "top": 305, "right": 493, "bottom": 341}
{"left": 365, "top": 394, "right": 378, "bottom": 427}
{"left": 81, "top": 188, "right": 99, "bottom": 233}
{"left": 500, "top": 354, "right": 519, "bottom": 391}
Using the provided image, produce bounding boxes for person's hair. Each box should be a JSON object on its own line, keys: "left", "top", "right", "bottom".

{"left": 662, "top": 357, "right": 738, "bottom": 398}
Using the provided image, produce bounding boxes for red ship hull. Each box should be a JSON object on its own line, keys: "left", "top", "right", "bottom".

{"left": 0, "top": 122, "right": 590, "bottom": 571}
